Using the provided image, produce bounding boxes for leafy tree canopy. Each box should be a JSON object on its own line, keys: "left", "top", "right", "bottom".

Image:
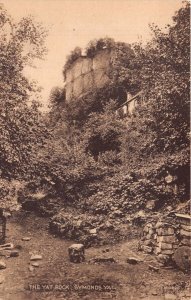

{"left": 0, "top": 5, "right": 48, "bottom": 179}
{"left": 121, "top": 0, "right": 190, "bottom": 163}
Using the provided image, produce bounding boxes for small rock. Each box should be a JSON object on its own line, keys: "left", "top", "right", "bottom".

{"left": 0, "top": 243, "right": 14, "bottom": 250}
{"left": 152, "top": 291, "right": 158, "bottom": 295}
{"left": 126, "top": 257, "right": 142, "bottom": 265}
{"left": 146, "top": 200, "right": 156, "bottom": 211}
{"left": 28, "top": 266, "right": 34, "bottom": 272}
{"left": 149, "top": 264, "right": 159, "bottom": 272}
{"left": 0, "top": 275, "right": 5, "bottom": 284}
{"left": 92, "top": 256, "right": 116, "bottom": 263}
{"left": 125, "top": 217, "right": 131, "bottom": 223}
{"left": 76, "top": 220, "right": 83, "bottom": 227}
{"left": 89, "top": 228, "right": 97, "bottom": 235}
{"left": 164, "top": 294, "right": 177, "bottom": 300}
{"left": 30, "top": 254, "right": 42, "bottom": 261}
{"left": 10, "top": 250, "right": 19, "bottom": 257}
{"left": 157, "top": 254, "right": 171, "bottom": 266}
{"left": 22, "top": 237, "right": 31, "bottom": 241}
{"left": 100, "top": 221, "right": 113, "bottom": 230}
{"left": 31, "top": 262, "right": 39, "bottom": 267}
{"left": 0, "top": 261, "right": 6, "bottom": 270}
{"left": 111, "top": 210, "right": 124, "bottom": 217}
{"left": 142, "top": 245, "right": 153, "bottom": 254}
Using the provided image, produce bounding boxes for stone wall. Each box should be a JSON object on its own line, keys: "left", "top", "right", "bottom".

{"left": 65, "top": 49, "right": 112, "bottom": 101}
{"left": 139, "top": 213, "right": 191, "bottom": 269}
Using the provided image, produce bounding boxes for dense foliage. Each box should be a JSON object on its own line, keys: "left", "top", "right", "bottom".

{"left": 121, "top": 1, "right": 190, "bottom": 166}
{"left": 0, "top": 6, "right": 49, "bottom": 211}
{"left": 0, "top": 6, "right": 48, "bottom": 179}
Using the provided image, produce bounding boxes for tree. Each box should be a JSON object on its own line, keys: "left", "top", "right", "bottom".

{"left": 121, "top": 1, "right": 190, "bottom": 162}
{"left": 48, "top": 86, "right": 65, "bottom": 127}
{"left": 83, "top": 101, "right": 125, "bottom": 159}
{"left": 134, "top": 1, "right": 189, "bottom": 152}
{"left": 120, "top": 1, "right": 190, "bottom": 201}
{"left": 0, "top": 5, "right": 48, "bottom": 179}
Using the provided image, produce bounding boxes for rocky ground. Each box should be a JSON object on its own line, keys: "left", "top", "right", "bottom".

{"left": 0, "top": 211, "right": 190, "bottom": 300}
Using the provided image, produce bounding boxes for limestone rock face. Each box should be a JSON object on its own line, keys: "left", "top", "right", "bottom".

{"left": 81, "top": 57, "right": 92, "bottom": 74}
{"left": 93, "top": 50, "right": 111, "bottom": 70}
{"left": 73, "top": 76, "right": 84, "bottom": 98}
{"left": 65, "top": 49, "right": 112, "bottom": 101}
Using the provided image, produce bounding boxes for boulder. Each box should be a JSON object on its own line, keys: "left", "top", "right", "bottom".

{"left": 68, "top": 244, "right": 85, "bottom": 263}
{"left": 173, "top": 246, "right": 191, "bottom": 272}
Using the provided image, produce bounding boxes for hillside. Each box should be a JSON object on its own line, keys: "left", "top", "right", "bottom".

{"left": 0, "top": 2, "right": 190, "bottom": 299}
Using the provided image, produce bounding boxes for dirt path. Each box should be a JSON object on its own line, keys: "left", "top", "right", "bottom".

{"left": 0, "top": 211, "right": 190, "bottom": 300}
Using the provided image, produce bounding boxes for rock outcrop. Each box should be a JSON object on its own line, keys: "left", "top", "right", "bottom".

{"left": 64, "top": 49, "right": 112, "bottom": 101}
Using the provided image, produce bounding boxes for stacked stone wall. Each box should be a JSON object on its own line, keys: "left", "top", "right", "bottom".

{"left": 140, "top": 214, "right": 191, "bottom": 268}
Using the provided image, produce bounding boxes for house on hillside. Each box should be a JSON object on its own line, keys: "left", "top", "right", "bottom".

{"left": 116, "top": 91, "right": 143, "bottom": 117}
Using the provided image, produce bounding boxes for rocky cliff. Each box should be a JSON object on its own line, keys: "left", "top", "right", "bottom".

{"left": 65, "top": 49, "right": 112, "bottom": 101}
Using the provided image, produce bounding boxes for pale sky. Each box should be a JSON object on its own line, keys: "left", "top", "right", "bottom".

{"left": 2, "top": 0, "right": 183, "bottom": 110}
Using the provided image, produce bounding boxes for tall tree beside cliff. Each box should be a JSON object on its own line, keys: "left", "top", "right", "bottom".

{"left": 122, "top": 1, "right": 190, "bottom": 166}
{"left": 0, "top": 5, "right": 48, "bottom": 178}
